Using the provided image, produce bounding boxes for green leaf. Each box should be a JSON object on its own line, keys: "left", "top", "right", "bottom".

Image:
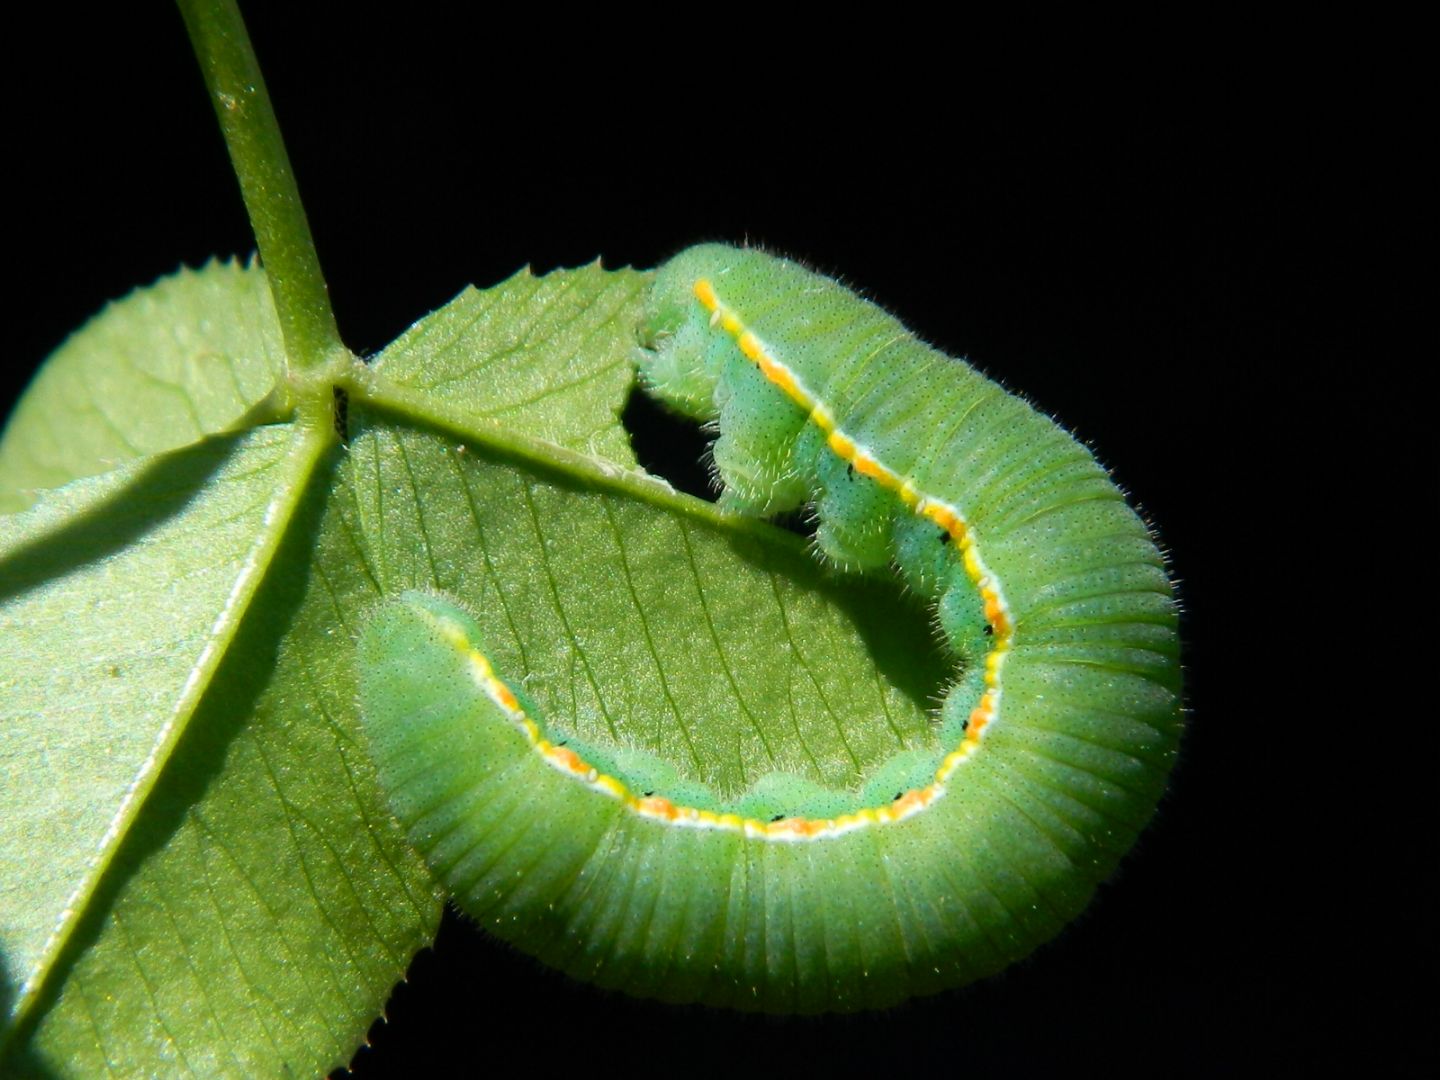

{"left": 0, "top": 259, "right": 285, "bottom": 513}
{"left": 9, "top": 432, "right": 437, "bottom": 1077}
{"left": 0, "top": 419, "right": 350, "bottom": 1055}
{"left": 3, "top": 261, "right": 947, "bottom": 1076}
{"left": 372, "top": 262, "right": 642, "bottom": 468}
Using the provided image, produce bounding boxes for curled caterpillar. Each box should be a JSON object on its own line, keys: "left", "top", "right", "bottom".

{"left": 357, "top": 244, "right": 1182, "bottom": 1012}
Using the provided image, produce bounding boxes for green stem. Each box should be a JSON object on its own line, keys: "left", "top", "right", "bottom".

{"left": 177, "top": 0, "right": 345, "bottom": 370}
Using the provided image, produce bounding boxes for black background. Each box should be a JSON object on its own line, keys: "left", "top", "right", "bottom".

{"left": 6, "top": 4, "right": 1427, "bottom": 1076}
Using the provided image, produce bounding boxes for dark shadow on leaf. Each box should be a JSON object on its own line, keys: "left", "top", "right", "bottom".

{"left": 0, "top": 1034, "right": 65, "bottom": 1079}
{"left": 0, "top": 867, "right": 94, "bottom": 1077}
{"left": 0, "top": 431, "right": 252, "bottom": 606}
{"left": 1, "top": 445, "right": 339, "bottom": 1058}
{"left": 718, "top": 530, "right": 952, "bottom": 721}
{"left": 0, "top": 1048, "right": 65, "bottom": 1078}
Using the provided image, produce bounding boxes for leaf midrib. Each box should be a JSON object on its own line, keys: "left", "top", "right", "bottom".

{"left": 346, "top": 365, "right": 810, "bottom": 554}
{"left": 6, "top": 411, "right": 335, "bottom": 1042}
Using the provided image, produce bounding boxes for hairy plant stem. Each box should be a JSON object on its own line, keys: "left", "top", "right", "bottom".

{"left": 177, "top": 0, "right": 347, "bottom": 373}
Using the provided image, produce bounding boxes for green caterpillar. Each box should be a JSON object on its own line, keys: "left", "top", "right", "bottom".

{"left": 357, "top": 243, "right": 1182, "bottom": 1012}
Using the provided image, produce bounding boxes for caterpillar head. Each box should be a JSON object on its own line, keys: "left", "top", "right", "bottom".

{"left": 634, "top": 244, "right": 741, "bottom": 421}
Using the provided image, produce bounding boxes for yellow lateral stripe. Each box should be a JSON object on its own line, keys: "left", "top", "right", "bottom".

{"left": 434, "top": 595, "right": 1005, "bottom": 844}
{"left": 689, "top": 278, "right": 1012, "bottom": 618}
{"left": 686, "top": 277, "right": 1016, "bottom": 813}
{"left": 433, "top": 277, "right": 1018, "bottom": 844}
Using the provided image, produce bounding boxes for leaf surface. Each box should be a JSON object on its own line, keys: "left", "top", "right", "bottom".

{"left": 373, "top": 262, "right": 642, "bottom": 466}
{"left": 0, "top": 259, "right": 284, "bottom": 512}
{"left": 0, "top": 422, "right": 333, "bottom": 1039}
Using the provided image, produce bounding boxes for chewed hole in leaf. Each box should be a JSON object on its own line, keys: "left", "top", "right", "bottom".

{"left": 621, "top": 386, "right": 714, "bottom": 502}
{"left": 621, "top": 385, "right": 814, "bottom": 542}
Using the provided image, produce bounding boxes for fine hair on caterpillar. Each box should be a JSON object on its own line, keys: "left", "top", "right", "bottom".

{"left": 358, "top": 243, "right": 1182, "bottom": 1013}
